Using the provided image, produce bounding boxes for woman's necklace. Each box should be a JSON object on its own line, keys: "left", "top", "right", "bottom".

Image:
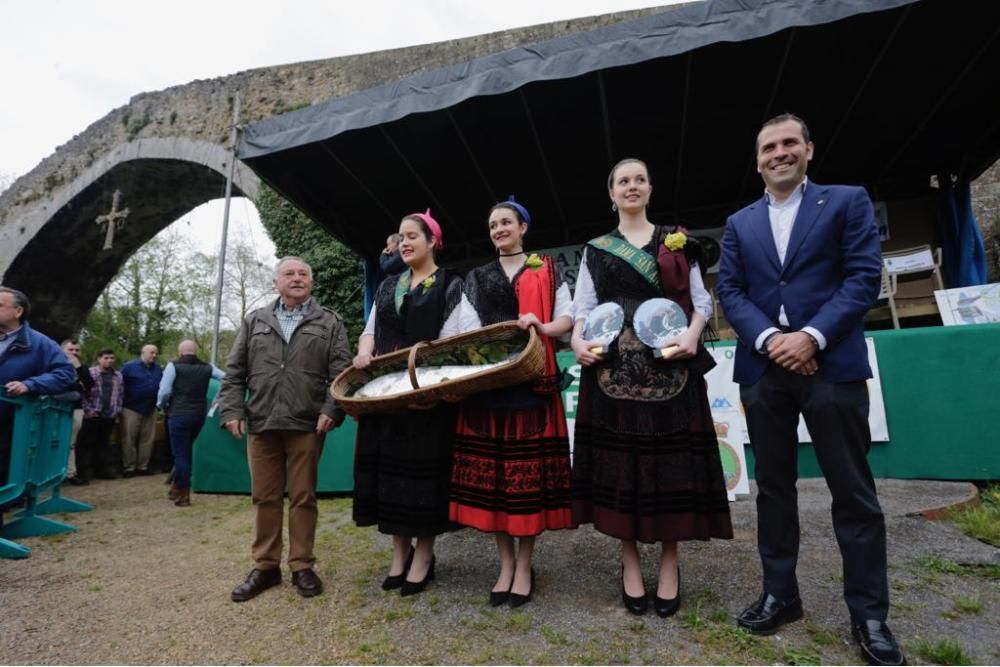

{"left": 498, "top": 250, "right": 525, "bottom": 257}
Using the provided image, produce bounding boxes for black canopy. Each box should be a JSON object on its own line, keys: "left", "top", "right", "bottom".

{"left": 240, "top": 0, "right": 1000, "bottom": 262}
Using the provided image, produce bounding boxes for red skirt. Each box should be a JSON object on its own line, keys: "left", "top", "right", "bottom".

{"left": 449, "top": 390, "right": 575, "bottom": 537}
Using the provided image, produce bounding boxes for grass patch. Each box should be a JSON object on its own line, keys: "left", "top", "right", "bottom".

{"left": 914, "top": 554, "right": 1000, "bottom": 580}
{"left": 950, "top": 596, "right": 984, "bottom": 616}
{"left": 916, "top": 554, "right": 964, "bottom": 575}
{"left": 910, "top": 637, "right": 975, "bottom": 665}
{"left": 505, "top": 611, "right": 532, "bottom": 632}
{"left": 540, "top": 624, "right": 569, "bottom": 646}
{"left": 948, "top": 483, "right": 1000, "bottom": 546}
{"left": 804, "top": 620, "right": 839, "bottom": 647}
{"left": 951, "top": 506, "right": 1000, "bottom": 546}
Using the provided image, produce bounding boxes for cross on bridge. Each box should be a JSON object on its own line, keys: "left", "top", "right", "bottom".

{"left": 95, "top": 189, "right": 130, "bottom": 250}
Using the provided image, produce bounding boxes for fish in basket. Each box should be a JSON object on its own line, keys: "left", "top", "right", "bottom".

{"left": 330, "top": 321, "right": 546, "bottom": 416}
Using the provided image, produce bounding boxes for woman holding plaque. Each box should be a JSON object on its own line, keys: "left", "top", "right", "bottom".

{"left": 449, "top": 197, "right": 575, "bottom": 608}
{"left": 352, "top": 209, "right": 465, "bottom": 597}
{"left": 571, "top": 159, "right": 733, "bottom": 617}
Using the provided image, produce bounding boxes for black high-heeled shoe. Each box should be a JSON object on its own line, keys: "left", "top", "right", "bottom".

{"left": 490, "top": 570, "right": 515, "bottom": 607}
{"left": 654, "top": 568, "right": 681, "bottom": 618}
{"left": 400, "top": 555, "right": 435, "bottom": 597}
{"left": 508, "top": 568, "right": 535, "bottom": 608}
{"left": 381, "top": 547, "right": 415, "bottom": 591}
{"left": 621, "top": 565, "right": 648, "bottom": 616}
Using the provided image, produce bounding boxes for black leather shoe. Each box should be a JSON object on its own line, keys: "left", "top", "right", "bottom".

{"left": 382, "top": 548, "right": 415, "bottom": 591}
{"left": 123, "top": 471, "right": 135, "bottom": 479}
{"left": 736, "top": 592, "right": 803, "bottom": 635}
{"left": 621, "top": 566, "right": 648, "bottom": 616}
{"left": 654, "top": 568, "right": 680, "bottom": 618}
{"left": 66, "top": 476, "right": 88, "bottom": 486}
{"left": 231, "top": 568, "right": 282, "bottom": 602}
{"left": 490, "top": 571, "right": 514, "bottom": 607}
{"left": 852, "top": 620, "right": 906, "bottom": 666}
{"left": 135, "top": 468, "right": 155, "bottom": 476}
{"left": 291, "top": 568, "right": 324, "bottom": 598}
{"left": 400, "top": 555, "right": 435, "bottom": 597}
{"left": 509, "top": 568, "right": 535, "bottom": 608}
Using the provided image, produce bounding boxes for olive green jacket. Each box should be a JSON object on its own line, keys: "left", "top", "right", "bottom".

{"left": 218, "top": 297, "right": 352, "bottom": 434}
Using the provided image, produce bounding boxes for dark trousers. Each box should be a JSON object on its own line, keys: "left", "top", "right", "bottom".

{"left": 167, "top": 414, "right": 205, "bottom": 490}
{"left": 740, "top": 363, "right": 889, "bottom": 623}
{"left": 75, "top": 417, "right": 116, "bottom": 481}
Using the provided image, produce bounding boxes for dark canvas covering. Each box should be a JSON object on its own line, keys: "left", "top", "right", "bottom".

{"left": 240, "top": 0, "right": 1000, "bottom": 262}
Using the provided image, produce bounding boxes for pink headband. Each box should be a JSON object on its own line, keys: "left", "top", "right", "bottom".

{"left": 412, "top": 208, "right": 443, "bottom": 250}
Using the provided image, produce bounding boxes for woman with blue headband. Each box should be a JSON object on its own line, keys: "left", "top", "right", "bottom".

{"left": 449, "top": 197, "right": 576, "bottom": 608}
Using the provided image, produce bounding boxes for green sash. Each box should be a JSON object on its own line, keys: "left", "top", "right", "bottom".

{"left": 587, "top": 234, "right": 660, "bottom": 289}
{"left": 394, "top": 269, "right": 412, "bottom": 315}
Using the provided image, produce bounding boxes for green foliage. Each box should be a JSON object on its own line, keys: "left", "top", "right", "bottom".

{"left": 950, "top": 484, "right": 1000, "bottom": 546}
{"left": 256, "top": 185, "right": 365, "bottom": 344}
{"left": 79, "top": 228, "right": 264, "bottom": 365}
{"left": 910, "top": 637, "right": 974, "bottom": 665}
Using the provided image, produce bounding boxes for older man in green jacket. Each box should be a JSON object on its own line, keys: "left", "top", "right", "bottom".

{"left": 218, "top": 257, "right": 352, "bottom": 602}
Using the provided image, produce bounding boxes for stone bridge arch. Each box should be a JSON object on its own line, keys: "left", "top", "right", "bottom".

{"left": 0, "top": 138, "right": 258, "bottom": 341}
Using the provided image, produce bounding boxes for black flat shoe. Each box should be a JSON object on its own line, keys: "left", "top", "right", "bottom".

{"left": 508, "top": 568, "right": 535, "bottom": 608}
{"left": 400, "top": 555, "right": 435, "bottom": 597}
{"left": 381, "top": 547, "right": 415, "bottom": 591}
{"left": 621, "top": 566, "right": 648, "bottom": 616}
{"left": 654, "top": 568, "right": 680, "bottom": 618}
{"left": 852, "top": 620, "right": 906, "bottom": 666}
{"left": 736, "top": 592, "right": 803, "bottom": 635}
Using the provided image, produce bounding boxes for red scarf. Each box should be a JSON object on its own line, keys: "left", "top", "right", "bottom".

{"left": 514, "top": 255, "right": 560, "bottom": 393}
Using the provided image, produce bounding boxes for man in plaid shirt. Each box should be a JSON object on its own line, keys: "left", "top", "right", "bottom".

{"left": 76, "top": 348, "right": 124, "bottom": 482}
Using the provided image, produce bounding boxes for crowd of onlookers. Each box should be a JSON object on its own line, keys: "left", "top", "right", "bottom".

{"left": 1, "top": 284, "right": 222, "bottom": 516}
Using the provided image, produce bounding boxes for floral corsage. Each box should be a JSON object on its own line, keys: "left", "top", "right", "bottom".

{"left": 525, "top": 253, "right": 544, "bottom": 270}
{"left": 663, "top": 231, "right": 687, "bottom": 252}
{"left": 421, "top": 275, "right": 436, "bottom": 293}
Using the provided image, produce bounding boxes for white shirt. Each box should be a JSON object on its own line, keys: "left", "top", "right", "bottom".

{"left": 361, "top": 294, "right": 467, "bottom": 339}
{"left": 753, "top": 177, "right": 827, "bottom": 352}
{"left": 459, "top": 282, "right": 573, "bottom": 332}
{"left": 572, "top": 251, "right": 714, "bottom": 323}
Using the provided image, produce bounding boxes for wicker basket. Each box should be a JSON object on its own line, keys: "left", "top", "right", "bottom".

{"left": 330, "top": 322, "right": 545, "bottom": 417}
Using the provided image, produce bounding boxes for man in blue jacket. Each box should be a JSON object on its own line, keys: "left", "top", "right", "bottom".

{"left": 718, "top": 115, "right": 902, "bottom": 666}
{"left": 0, "top": 287, "right": 75, "bottom": 524}
{"left": 119, "top": 344, "right": 162, "bottom": 477}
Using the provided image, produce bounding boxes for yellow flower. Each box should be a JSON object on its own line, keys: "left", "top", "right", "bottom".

{"left": 525, "top": 253, "right": 544, "bottom": 270}
{"left": 663, "top": 231, "right": 687, "bottom": 252}
{"left": 421, "top": 275, "right": 436, "bottom": 292}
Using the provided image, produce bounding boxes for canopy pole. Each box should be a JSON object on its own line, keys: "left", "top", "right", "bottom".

{"left": 210, "top": 92, "right": 241, "bottom": 367}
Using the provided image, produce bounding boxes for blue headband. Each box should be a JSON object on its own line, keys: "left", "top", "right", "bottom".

{"left": 503, "top": 195, "right": 531, "bottom": 228}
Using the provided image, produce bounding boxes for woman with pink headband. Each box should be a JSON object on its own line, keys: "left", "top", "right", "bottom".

{"left": 352, "top": 209, "right": 465, "bottom": 596}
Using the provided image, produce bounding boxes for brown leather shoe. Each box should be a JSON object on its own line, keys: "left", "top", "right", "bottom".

{"left": 174, "top": 489, "right": 191, "bottom": 507}
{"left": 291, "top": 568, "right": 324, "bottom": 597}
{"left": 231, "top": 568, "right": 282, "bottom": 602}
{"left": 167, "top": 483, "right": 181, "bottom": 501}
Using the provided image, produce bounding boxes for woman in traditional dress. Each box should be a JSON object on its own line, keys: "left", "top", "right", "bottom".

{"left": 449, "top": 197, "right": 575, "bottom": 607}
{"left": 571, "top": 159, "right": 733, "bottom": 616}
{"left": 352, "top": 210, "right": 464, "bottom": 596}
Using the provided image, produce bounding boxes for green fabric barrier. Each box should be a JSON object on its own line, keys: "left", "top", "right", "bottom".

{"left": 192, "top": 381, "right": 355, "bottom": 493}
{"left": 193, "top": 323, "right": 1000, "bottom": 494}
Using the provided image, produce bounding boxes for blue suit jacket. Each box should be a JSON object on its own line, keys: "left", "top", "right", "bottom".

{"left": 717, "top": 181, "right": 881, "bottom": 385}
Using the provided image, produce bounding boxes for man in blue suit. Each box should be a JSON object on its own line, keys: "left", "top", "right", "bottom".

{"left": 718, "top": 114, "right": 903, "bottom": 666}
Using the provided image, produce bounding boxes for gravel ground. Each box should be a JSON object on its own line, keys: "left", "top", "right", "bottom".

{"left": 1, "top": 476, "right": 998, "bottom": 665}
